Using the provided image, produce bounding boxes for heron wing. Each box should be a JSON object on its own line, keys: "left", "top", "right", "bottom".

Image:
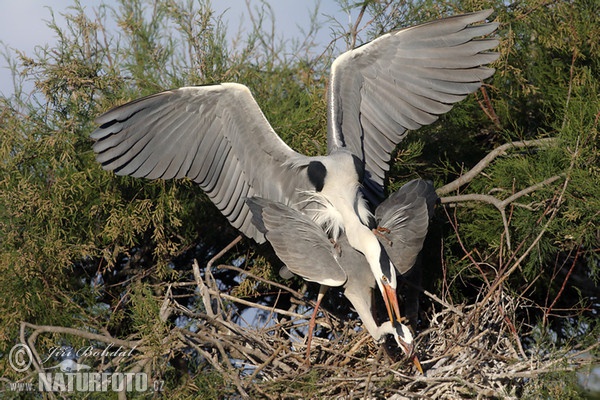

{"left": 246, "top": 197, "right": 347, "bottom": 287}
{"left": 327, "top": 9, "right": 499, "bottom": 200}
{"left": 91, "top": 83, "right": 309, "bottom": 243}
{"left": 375, "top": 179, "right": 438, "bottom": 275}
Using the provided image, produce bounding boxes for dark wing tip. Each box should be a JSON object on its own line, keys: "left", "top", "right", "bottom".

{"left": 245, "top": 197, "right": 269, "bottom": 234}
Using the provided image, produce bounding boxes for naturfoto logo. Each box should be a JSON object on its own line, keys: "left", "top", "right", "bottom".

{"left": 5, "top": 343, "right": 163, "bottom": 393}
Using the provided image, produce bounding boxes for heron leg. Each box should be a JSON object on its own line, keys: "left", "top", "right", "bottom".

{"left": 305, "top": 285, "right": 328, "bottom": 365}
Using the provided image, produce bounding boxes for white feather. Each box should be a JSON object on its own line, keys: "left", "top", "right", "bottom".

{"left": 295, "top": 190, "right": 345, "bottom": 240}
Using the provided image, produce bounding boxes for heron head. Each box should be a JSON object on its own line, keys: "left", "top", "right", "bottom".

{"left": 391, "top": 322, "right": 423, "bottom": 374}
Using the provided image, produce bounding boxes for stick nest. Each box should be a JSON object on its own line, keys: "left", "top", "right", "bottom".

{"left": 162, "top": 260, "right": 592, "bottom": 399}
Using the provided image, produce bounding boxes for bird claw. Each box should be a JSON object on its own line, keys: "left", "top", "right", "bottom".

{"left": 330, "top": 239, "right": 342, "bottom": 257}
{"left": 372, "top": 226, "right": 393, "bottom": 246}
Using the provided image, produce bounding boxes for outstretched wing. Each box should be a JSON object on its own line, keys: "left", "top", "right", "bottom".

{"left": 246, "top": 197, "right": 347, "bottom": 287}
{"left": 375, "top": 179, "right": 438, "bottom": 275}
{"left": 327, "top": 9, "right": 499, "bottom": 200}
{"left": 91, "top": 83, "right": 310, "bottom": 243}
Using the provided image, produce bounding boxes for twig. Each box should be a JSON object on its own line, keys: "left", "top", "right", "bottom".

{"left": 437, "top": 138, "right": 557, "bottom": 195}
{"left": 422, "top": 290, "right": 465, "bottom": 317}
{"left": 246, "top": 344, "right": 286, "bottom": 383}
{"left": 193, "top": 258, "right": 216, "bottom": 317}
{"left": 442, "top": 205, "right": 492, "bottom": 286}
{"left": 217, "top": 263, "right": 306, "bottom": 300}
{"left": 207, "top": 235, "right": 243, "bottom": 270}
{"left": 544, "top": 246, "right": 581, "bottom": 325}
{"left": 206, "top": 287, "right": 308, "bottom": 320}
{"left": 441, "top": 175, "right": 564, "bottom": 209}
{"left": 441, "top": 174, "right": 564, "bottom": 251}
{"left": 349, "top": 3, "right": 368, "bottom": 49}
{"left": 21, "top": 322, "right": 141, "bottom": 350}
{"left": 476, "top": 85, "right": 501, "bottom": 128}
{"left": 480, "top": 155, "right": 573, "bottom": 307}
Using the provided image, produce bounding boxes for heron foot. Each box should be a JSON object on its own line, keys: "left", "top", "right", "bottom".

{"left": 372, "top": 226, "right": 393, "bottom": 246}
{"left": 330, "top": 238, "right": 342, "bottom": 257}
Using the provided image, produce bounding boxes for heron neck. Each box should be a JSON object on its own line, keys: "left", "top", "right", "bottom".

{"left": 345, "top": 289, "right": 395, "bottom": 342}
{"left": 342, "top": 211, "right": 381, "bottom": 270}
{"left": 323, "top": 187, "right": 381, "bottom": 273}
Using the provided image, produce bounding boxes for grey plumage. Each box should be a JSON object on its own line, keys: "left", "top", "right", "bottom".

{"left": 90, "top": 11, "right": 492, "bottom": 369}
{"left": 92, "top": 84, "right": 308, "bottom": 242}
{"left": 247, "top": 196, "right": 347, "bottom": 287}
{"left": 246, "top": 179, "right": 437, "bottom": 353}
{"left": 326, "top": 9, "right": 498, "bottom": 201}
{"left": 375, "top": 179, "right": 439, "bottom": 274}
{"left": 91, "top": 10, "right": 498, "bottom": 243}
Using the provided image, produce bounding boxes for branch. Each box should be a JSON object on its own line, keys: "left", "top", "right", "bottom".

{"left": 475, "top": 85, "right": 501, "bottom": 128}
{"left": 437, "top": 138, "right": 557, "bottom": 196}
{"left": 18, "top": 321, "right": 145, "bottom": 400}
{"left": 21, "top": 322, "right": 141, "bottom": 350}
{"left": 217, "top": 263, "right": 306, "bottom": 300}
{"left": 441, "top": 174, "right": 564, "bottom": 250}
{"left": 191, "top": 259, "right": 313, "bottom": 322}
{"left": 349, "top": 3, "right": 368, "bottom": 49}
{"left": 479, "top": 149, "right": 574, "bottom": 306}
{"left": 207, "top": 235, "right": 243, "bottom": 270}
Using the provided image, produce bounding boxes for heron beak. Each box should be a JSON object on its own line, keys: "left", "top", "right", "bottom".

{"left": 398, "top": 338, "right": 424, "bottom": 374}
{"left": 412, "top": 355, "right": 424, "bottom": 374}
{"left": 381, "top": 280, "right": 402, "bottom": 323}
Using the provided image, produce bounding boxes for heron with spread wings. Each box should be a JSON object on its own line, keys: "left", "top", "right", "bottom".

{"left": 91, "top": 9, "right": 498, "bottom": 369}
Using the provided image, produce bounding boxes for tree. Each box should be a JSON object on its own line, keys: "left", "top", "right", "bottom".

{"left": 0, "top": 0, "right": 597, "bottom": 398}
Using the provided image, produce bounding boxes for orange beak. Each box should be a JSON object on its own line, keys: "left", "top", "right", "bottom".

{"left": 381, "top": 280, "right": 402, "bottom": 323}
{"left": 411, "top": 354, "right": 424, "bottom": 374}
{"left": 398, "top": 336, "right": 424, "bottom": 374}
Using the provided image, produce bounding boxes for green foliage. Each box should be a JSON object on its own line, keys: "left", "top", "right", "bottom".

{"left": 522, "top": 369, "right": 590, "bottom": 400}
{"left": 453, "top": 1, "right": 599, "bottom": 287}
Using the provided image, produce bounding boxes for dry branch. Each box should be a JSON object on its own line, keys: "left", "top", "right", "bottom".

{"left": 437, "top": 137, "right": 557, "bottom": 196}
{"left": 437, "top": 137, "right": 560, "bottom": 250}
{"left": 16, "top": 252, "right": 593, "bottom": 399}
{"left": 160, "top": 251, "right": 595, "bottom": 397}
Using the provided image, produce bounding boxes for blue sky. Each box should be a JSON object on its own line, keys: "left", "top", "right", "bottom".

{"left": 0, "top": 0, "right": 356, "bottom": 97}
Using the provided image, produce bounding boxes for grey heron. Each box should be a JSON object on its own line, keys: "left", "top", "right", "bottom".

{"left": 91, "top": 9, "right": 498, "bottom": 325}
{"left": 246, "top": 179, "right": 438, "bottom": 372}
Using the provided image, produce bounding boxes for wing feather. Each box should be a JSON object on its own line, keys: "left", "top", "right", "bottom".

{"left": 375, "top": 180, "right": 438, "bottom": 274}
{"left": 246, "top": 197, "right": 347, "bottom": 286}
{"left": 91, "top": 83, "right": 307, "bottom": 243}
{"left": 327, "top": 9, "right": 499, "bottom": 201}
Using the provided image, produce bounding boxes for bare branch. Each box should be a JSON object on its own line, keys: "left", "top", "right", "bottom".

{"left": 437, "top": 138, "right": 558, "bottom": 196}
{"left": 441, "top": 174, "right": 564, "bottom": 250}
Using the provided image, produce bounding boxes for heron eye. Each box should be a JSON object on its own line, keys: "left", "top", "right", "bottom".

{"left": 381, "top": 275, "right": 388, "bottom": 283}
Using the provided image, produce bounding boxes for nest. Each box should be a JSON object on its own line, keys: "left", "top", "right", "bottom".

{"left": 160, "top": 259, "right": 592, "bottom": 399}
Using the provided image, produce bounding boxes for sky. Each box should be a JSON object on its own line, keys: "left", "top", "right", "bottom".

{"left": 0, "top": 0, "right": 355, "bottom": 97}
